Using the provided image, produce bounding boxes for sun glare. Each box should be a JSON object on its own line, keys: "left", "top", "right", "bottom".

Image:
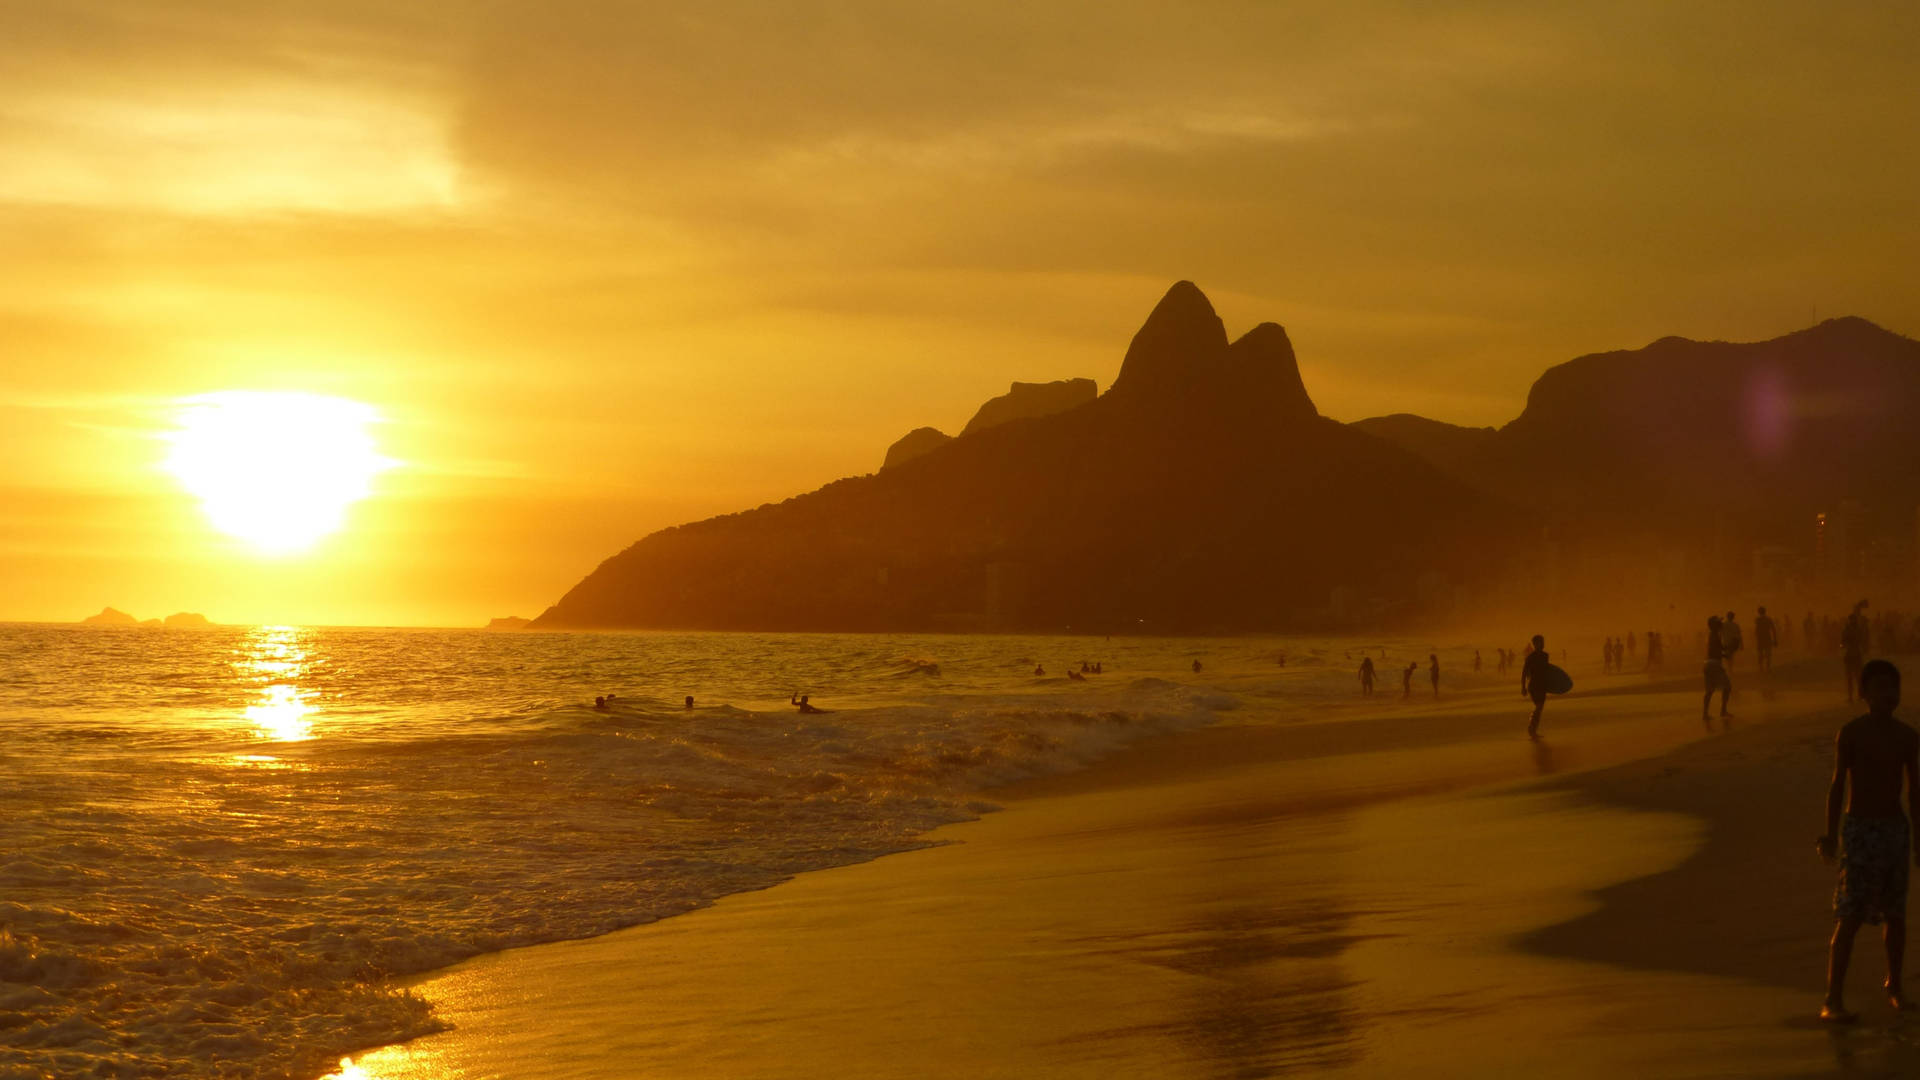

{"left": 164, "top": 391, "right": 394, "bottom": 554}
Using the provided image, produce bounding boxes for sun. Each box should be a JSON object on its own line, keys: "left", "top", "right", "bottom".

{"left": 163, "top": 391, "right": 395, "bottom": 554}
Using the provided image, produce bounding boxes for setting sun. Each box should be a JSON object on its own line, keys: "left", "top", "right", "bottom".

{"left": 162, "top": 391, "right": 394, "bottom": 554}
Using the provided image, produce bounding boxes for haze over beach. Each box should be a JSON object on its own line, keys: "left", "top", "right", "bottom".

{"left": 7, "top": 3, "right": 1920, "bottom": 1078}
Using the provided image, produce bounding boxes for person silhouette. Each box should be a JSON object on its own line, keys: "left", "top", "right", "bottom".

{"left": 1359, "top": 656, "right": 1376, "bottom": 696}
{"left": 1755, "top": 606, "right": 1778, "bottom": 673}
{"left": 791, "top": 693, "right": 827, "bottom": 714}
{"left": 685, "top": 695, "right": 695, "bottom": 709}
{"left": 1402, "top": 661, "right": 1417, "bottom": 699}
{"left": 1192, "top": 659, "right": 1203, "bottom": 674}
{"left": 1844, "top": 602, "right": 1872, "bottom": 703}
{"left": 1428, "top": 654, "right": 1440, "bottom": 698}
{"left": 1722, "top": 611, "right": 1744, "bottom": 670}
{"left": 1473, "top": 649, "right": 1482, "bottom": 673}
{"left": 1815, "top": 660, "right": 1916, "bottom": 1023}
{"left": 1521, "top": 635, "right": 1550, "bottom": 738}
{"left": 1704, "top": 615, "right": 1733, "bottom": 723}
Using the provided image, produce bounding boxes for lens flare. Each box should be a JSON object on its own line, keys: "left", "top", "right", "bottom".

{"left": 163, "top": 391, "right": 394, "bottom": 553}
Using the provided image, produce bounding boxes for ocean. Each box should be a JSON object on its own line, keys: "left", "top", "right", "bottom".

{"left": 0, "top": 624, "right": 1441, "bottom": 1079}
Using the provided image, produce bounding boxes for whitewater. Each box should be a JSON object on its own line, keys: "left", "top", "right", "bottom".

{"left": 0, "top": 624, "right": 1427, "bottom": 1078}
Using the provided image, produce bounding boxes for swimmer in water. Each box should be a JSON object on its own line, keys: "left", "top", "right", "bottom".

{"left": 791, "top": 693, "right": 828, "bottom": 714}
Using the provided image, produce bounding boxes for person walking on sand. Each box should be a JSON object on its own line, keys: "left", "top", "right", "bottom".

{"left": 1703, "top": 615, "right": 1733, "bottom": 724}
{"left": 1845, "top": 602, "right": 1872, "bottom": 703}
{"left": 1520, "top": 635, "right": 1550, "bottom": 739}
{"left": 1755, "top": 606, "right": 1778, "bottom": 674}
{"left": 1402, "top": 660, "right": 1417, "bottom": 699}
{"left": 1359, "top": 656, "right": 1376, "bottom": 696}
{"left": 1428, "top": 654, "right": 1440, "bottom": 698}
{"left": 1816, "top": 660, "right": 1918, "bottom": 1023}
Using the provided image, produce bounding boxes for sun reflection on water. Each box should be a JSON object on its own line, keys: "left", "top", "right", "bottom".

{"left": 322, "top": 1057, "right": 371, "bottom": 1080}
{"left": 245, "top": 684, "right": 315, "bottom": 741}
{"left": 236, "top": 626, "right": 318, "bottom": 742}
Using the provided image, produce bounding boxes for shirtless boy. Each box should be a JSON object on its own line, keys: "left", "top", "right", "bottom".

{"left": 1817, "top": 660, "right": 1919, "bottom": 1022}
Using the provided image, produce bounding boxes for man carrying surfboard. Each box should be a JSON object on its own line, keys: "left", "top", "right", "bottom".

{"left": 1520, "top": 634, "right": 1553, "bottom": 738}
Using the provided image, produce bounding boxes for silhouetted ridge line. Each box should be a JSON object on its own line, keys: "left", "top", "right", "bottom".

{"left": 533, "top": 281, "right": 1513, "bottom": 632}
{"left": 1352, "top": 315, "right": 1920, "bottom": 552}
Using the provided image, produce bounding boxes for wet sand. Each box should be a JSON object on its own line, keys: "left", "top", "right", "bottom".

{"left": 351, "top": 658, "right": 1890, "bottom": 1079}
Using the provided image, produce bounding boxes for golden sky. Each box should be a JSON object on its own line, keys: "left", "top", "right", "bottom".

{"left": 4, "top": 1, "right": 1918, "bottom": 626}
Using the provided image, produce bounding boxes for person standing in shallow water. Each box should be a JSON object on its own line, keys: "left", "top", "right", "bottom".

{"left": 1359, "top": 656, "right": 1376, "bottom": 696}
{"left": 1428, "top": 654, "right": 1440, "bottom": 698}
{"left": 1520, "top": 635, "right": 1549, "bottom": 738}
{"left": 1402, "top": 661, "right": 1417, "bottom": 699}
{"left": 1703, "top": 615, "right": 1733, "bottom": 724}
{"left": 1817, "top": 660, "right": 1919, "bottom": 1023}
{"left": 1755, "top": 606, "right": 1778, "bottom": 674}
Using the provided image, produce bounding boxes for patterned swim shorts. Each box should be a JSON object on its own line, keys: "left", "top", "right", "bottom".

{"left": 1836, "top": 814, "right": 1912, "bottom": 925}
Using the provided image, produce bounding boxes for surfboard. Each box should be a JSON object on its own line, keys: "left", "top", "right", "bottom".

{"left": 1539, "top": 663, "right": 1574, "bottom": 695}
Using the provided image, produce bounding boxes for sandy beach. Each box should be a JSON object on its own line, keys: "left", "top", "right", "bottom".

{"left": 350, "top": 656, "right": 1910, "bottom": 1079}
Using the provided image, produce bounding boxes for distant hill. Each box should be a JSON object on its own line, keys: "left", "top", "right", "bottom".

{"left": 80, "top": 607, "right": 217, "bottom": 627}
{"left": 1354, "top": 317, "right": 1920, "bottom": 547}
{"left": 533, "top": 282, "right": 1519, "bottom": 632}
{"left": 958, "top": 378, "right": 1097, "bottom": 437}
{"left": 881, "top": 427, "right": 953, "bottom": 471}
{"left": 1348, "top": 415, "right": 1495, "bottom": 482}
{"left": 880, "top": 378, "right": 1098, "bottom": 472}
{"left": 485, "top": 616, "right": 531, "bottom": 630}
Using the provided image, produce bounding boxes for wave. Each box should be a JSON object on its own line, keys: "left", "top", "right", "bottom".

{"left": 0, "top": 677, "right": 1228, "bottom": 1078}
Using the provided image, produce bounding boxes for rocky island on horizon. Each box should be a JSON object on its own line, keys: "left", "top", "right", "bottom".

{"left": 80, "top": 608, "right": 216, "bottom": 628}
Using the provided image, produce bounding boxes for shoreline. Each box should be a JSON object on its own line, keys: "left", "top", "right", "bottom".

{"left": 345, "top": 657, "right": 1868, "bottom": 1079}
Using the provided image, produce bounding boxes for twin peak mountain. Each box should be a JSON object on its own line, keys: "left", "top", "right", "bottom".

{"left": 535, "top": 282, "right": 1920, "bottom": 631}
{"left": 882, "top": 281, "right": 1312, "bottom": 471}
{"left": 535, "top": 282, "right": 1504, "bottom": 632}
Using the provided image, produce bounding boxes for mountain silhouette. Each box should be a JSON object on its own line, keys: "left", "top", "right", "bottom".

{"left": 881, "top": 427, "right": 953, "bottom": 471}
{"left": 533, "top": 282, "right": 1516, "bottom": 631}
{"left": 1354, "top": 316, "right": 1920, "bottom": 548}
{"left": 959, "top": 378, "right": 1096, "bottom": 437}
{"left": 881, "top": 379, "right": 1098, "bottom": 472}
